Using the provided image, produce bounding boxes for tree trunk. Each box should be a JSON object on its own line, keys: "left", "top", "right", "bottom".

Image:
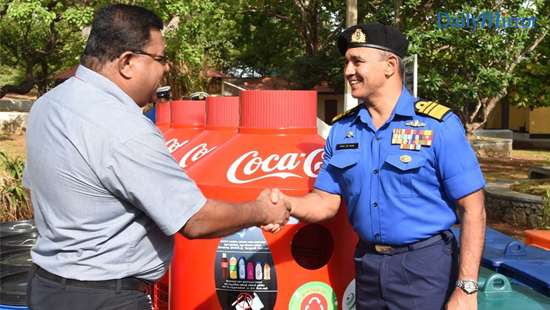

{"left": 0, "top": 65, "right": 35, "bottom": 99}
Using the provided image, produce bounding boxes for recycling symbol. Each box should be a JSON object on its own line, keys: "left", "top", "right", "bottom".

{"left": 300, "top": 293, "right": 328, "bottom": 310}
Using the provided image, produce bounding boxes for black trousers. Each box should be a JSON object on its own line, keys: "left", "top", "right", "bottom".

{"left": 354, "top": 234, "right": 459, "bottom": 310}
{"left": 26, "top": 268, "right": 153, "bottom": 310}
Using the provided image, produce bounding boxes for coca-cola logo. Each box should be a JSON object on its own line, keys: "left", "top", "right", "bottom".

{"left": 178, "top": 143, "right": 217, "bottom": 168}
{"left": 227, "top": 149, "right": 324, "bottom": 184}
{"left": 165, "top": 138, "right": 189, "bottom": 153}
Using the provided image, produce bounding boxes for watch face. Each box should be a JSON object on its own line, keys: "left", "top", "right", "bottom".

{"left": 461, "top": 281, "right": 477, "bottom": 294}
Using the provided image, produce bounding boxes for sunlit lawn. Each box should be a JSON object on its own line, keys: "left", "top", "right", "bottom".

{"left": 480, "top": 149, "right": 550, "bottom": 182}
{"left": 0, "top": 133, "right": 26, "bottom": 159}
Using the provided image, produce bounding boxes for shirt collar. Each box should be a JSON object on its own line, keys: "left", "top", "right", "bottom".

{"left": 74, "top": 65, "right": 142, "bottom": 114}
{"left": 355, "top": 86, "right": 416, "bottom": 125}
{"left": 394, "top": 86, "right": 416, "bottom": 117}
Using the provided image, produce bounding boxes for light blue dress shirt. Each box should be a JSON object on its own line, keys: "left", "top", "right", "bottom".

{"left": 23, "top": 65, "right": 206, "bottom": 281}
{"left": 315, "top": 87, "right": 485, "bottom": 245}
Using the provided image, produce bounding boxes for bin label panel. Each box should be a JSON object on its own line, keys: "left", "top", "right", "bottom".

{"left": 215, "top": 227, "right": 277, "bottom": 309}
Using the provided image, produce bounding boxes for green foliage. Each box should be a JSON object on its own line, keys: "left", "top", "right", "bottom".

{"left": 0, "top": 0, "right": 94, "bottom": 95}
{"left": 358, "top": 0, "right": 549, "bottom": 131}
{"left": 159, "top": 0, "right": 242, "bottom": 96}
{"left": 1, "top": 0, "right": 547, "bottom": 124}
{"left": 0, "top": 151, "right": 32, "bottom": 221}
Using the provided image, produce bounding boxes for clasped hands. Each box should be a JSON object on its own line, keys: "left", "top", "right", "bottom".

{"left": 256, "top": 188, "right": 291, "bottom": 234}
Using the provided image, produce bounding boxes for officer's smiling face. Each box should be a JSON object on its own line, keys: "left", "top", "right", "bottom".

{"left": 344, "top": 47, "right": 387, "bottom": 100}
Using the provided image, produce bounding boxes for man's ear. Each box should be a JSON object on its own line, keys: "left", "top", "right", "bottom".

{"left": 384, "top": 55, "right": 398, "bottom": 78}
{"left": 117, "top": 52, "right": 134, "bottom": 79}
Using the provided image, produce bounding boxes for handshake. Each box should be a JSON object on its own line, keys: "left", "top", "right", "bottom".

{"left": 255, "top": 188, "right": 292, "bottom": 234}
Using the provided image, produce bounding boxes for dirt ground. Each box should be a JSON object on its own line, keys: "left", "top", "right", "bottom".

{"left": 0, "top": 133, "right": 26, "bottom": 159}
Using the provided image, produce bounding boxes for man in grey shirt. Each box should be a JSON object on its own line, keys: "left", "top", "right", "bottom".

{"left": 23, "top": 4, "right": 290, "bottom": 309}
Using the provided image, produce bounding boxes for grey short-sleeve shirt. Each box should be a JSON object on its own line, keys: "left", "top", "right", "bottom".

{"left": 23, "top": 65, "right": 206, "bottom": 281}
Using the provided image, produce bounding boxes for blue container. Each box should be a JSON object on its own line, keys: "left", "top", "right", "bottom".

{"left": 477, "top": 267, "right": 550, "bottom": 309}
{"left": 144, "top": 105, "right": 156, "bottom": 123}
{"left": 501, "top": 260, "right": 550, "bottom": 297}
{"left": 452, "top": 227, "right": 550, "bottom": 271}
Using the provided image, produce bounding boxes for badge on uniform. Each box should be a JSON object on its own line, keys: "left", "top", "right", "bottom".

{"left": 399, "top": 155, "right": 412, "bottom": 163}
{"left": 391, "top": 128, "right": 433, "bottom": 150}
{"left": 345, "top": 131, "right": 354, "bottom": 138}
{"left": 336, "top": 143, "right": 359, "bottom": 150}
{"left": 405, "top": 120, "right": 426, "bottom": 128}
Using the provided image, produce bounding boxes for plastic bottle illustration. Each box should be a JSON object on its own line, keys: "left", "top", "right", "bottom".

{"left": 247, "top": 262, "right": 255, "bottom": 280}
{"left": 263, "top": 263, "right": 271, "bottom": 281}
{"left": 220, "top": 253, "right": 229, "bottom": 280}
{"left": 238, "top": 257, "right": 246, "bottom": 280}
{"left": 229, "top": 256, "right": 237, "bottom": 279}
{"left": 255, "top": 262, "right": 263, "bottom": 280}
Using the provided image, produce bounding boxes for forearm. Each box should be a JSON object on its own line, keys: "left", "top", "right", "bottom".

{"left": 289, "top": 190, "right": 340, "bottom": 223}
{"left": 457, "top": 190, "right": 486, "bottom": 281}
{"left": 180, "top": 199, "right": 266, "bottom": 239}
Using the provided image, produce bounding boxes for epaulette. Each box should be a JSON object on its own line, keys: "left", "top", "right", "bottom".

{"left": 414, "top": 100, "right": 451, "bottom": 121}
{"left": 331, "top": 105, "right": 361, "bottom": 124}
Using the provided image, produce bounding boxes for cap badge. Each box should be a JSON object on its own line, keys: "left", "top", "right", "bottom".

{"left": 351, "top": 28, "right": 367, "bottom": 44}
{"left": 346, "top": 131, "right": 354, "bottom": 138}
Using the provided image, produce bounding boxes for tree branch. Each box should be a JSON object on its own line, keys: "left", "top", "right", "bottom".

{"left": 507, "top": 30, "right": 547, "bottom": 75}
{"left": 469, "top": 99, "right": 484, "bottom": 124}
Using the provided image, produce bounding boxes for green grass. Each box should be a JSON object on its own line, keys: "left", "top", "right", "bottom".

{"left": 511, "top": 180, "right": 550, "bottom": 196}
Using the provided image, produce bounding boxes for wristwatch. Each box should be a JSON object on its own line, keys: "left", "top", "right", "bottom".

{"left": 456, "top": 279, "right": 478, "bottom": 294}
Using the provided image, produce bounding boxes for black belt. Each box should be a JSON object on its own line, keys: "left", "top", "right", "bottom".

{"left": 362, "top": 231, "right": 453, "bottom": 255}
{"left": 32, "top": 264, "right": 152, "bottom": 293}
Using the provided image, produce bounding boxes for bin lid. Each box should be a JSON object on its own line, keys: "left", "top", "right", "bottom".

{"left": 452, "top": 227, "right": 549, "bottom": 269}
{"left": 501, "top": 260, "right": 550, "bottom": 296}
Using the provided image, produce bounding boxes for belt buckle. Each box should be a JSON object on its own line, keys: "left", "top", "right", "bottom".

{"left": 374, "top": 244, "right": 393, "bottom": 254}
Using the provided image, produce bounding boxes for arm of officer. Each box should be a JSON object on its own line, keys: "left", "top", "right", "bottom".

{"left": 456, "top": 189, "right": 485, "bottom": 284}
{"left": 180, "top": 189, "right": 291, "bottom": 239}
{"left": 278, "top": 188, "right": 341, "bottom": 223}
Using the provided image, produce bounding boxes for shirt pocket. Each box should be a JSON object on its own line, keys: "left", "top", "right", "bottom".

{"left": 381, "top": 153, "right": 427, "bottom": 197}
{"left": 328, "top": 151, "right": 361, "bottom": 191}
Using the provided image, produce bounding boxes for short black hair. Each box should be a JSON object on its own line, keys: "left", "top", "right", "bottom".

{"left": 81, "top": 4, "right": 163, "bottom": 68}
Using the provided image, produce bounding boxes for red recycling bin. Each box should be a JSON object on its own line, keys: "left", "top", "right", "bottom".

{"left": 163, "top": 100, "right": 205, "bottom": 155}
{"left": 171, "top": 96, "right": 239, "bottom": 170}
{"left": 155, "top": 100, "right": 171, "bottom": 133}
{"left": 154, "top": 100, "right": 205, "bottom": 310}
{"left": 170, "top": 90, "right": 357, "bottom": 310}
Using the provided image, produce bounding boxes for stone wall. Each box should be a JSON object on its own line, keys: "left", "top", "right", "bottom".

{"left": 485, "top": 185, "right": 548, "bottom": 228}
{"left": 470, "top": 137, "right": 512, "bottom": 158}
{"left": 0, "top": 99, "right": 33, "bottom": 112}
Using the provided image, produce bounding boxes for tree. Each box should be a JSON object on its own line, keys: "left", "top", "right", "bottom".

{"left": 0, "top": 0, "right": 95, "bottom": 98}
{"left": 359, "top": 0, "right": 548, "bottom": 133}
{"left": 139, "top": 0, "right": 243, "bottom": 98}
{"left": 232, "top": 0, "right": 346, "bottom": 90}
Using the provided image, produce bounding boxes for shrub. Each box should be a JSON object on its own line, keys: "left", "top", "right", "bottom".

{"left": 0, "top": 151, "right": 32, "bottom": 221}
